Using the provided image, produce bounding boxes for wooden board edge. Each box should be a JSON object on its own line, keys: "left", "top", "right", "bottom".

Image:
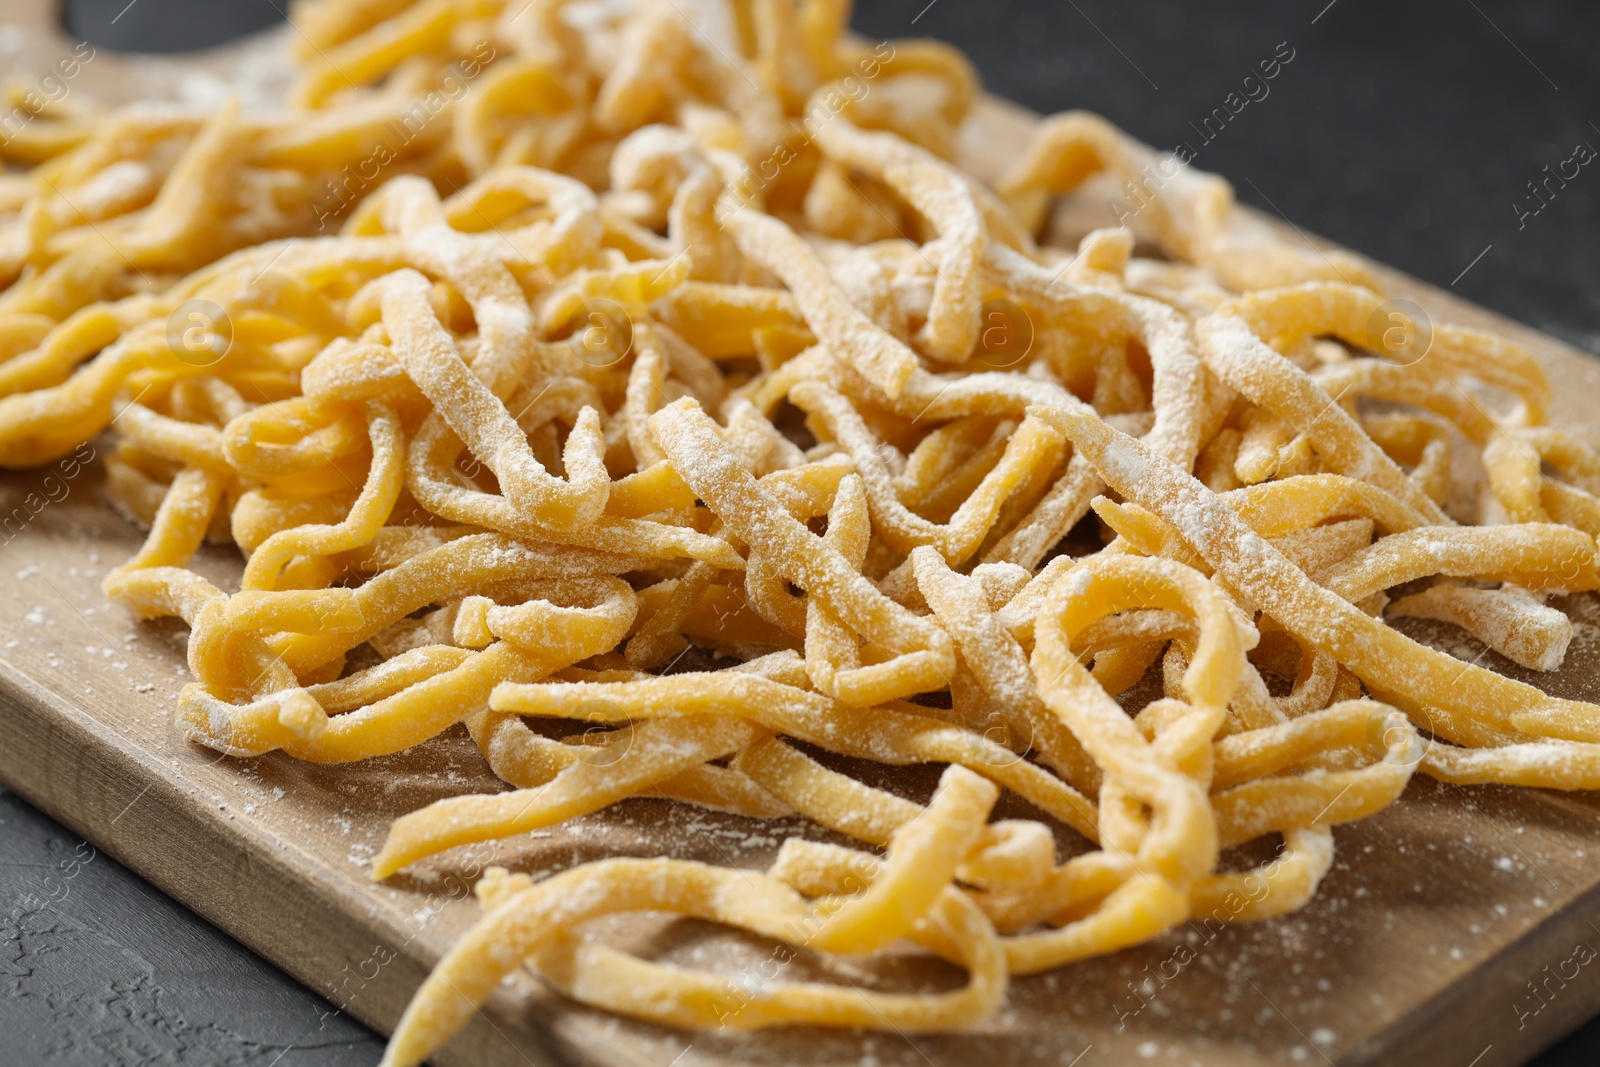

{"left": 0, "top": 658, "right": 577, "bottom": 1067}
{"left": 1351, "top": 874, "right": 1600, "bottom": 1067}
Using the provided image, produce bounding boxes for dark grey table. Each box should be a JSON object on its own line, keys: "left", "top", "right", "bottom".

{"left": 5, "top": 1, "right": 1600, "bottom": 1064}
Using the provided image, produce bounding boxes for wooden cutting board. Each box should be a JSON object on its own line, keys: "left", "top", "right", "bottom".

{"left": 5, "top": 8, "right": 1600, "bottom": 1067}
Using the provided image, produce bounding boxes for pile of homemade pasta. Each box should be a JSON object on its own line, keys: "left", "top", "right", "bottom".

{"left": 4, "top": 0, "right": 1600, "bottom": 1062}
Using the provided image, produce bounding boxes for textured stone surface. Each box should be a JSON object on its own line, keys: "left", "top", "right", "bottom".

{"left": 6, "top": 1, "right": 1599, "bottom": 1065}
{"left": 1, "top": 787, "right": 385, "bottom": 1065}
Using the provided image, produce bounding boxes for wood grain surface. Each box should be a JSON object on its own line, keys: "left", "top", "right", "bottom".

{"left": 4, "top": 8, "right": 1600, "bottom": 1066}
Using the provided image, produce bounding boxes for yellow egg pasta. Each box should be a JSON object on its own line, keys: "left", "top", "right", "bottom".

{"left": 3, "top": 1, "right": 1598, "bottom": 1063}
